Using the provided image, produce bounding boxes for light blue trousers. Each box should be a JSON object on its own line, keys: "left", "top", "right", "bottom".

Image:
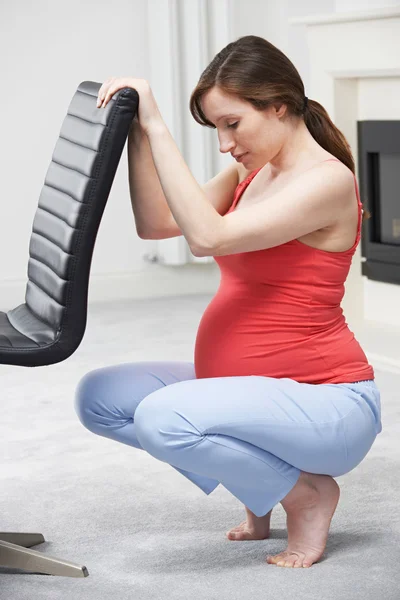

{"left": 74, "top": 361, "right": 382, "bottom": 517}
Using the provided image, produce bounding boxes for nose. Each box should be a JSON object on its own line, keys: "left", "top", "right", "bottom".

{"left": 219, "top": 143, "right": 235, "bottom": 155}
{"left": 216, "top": 129, "right": 235, "bottom": 155}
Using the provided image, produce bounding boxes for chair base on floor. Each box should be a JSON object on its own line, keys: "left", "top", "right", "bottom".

{"left": 0, "top": 533, "right": 89, "bottom": 577}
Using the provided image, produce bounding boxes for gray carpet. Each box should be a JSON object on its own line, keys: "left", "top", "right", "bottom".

{"left": 1, "top": 295, "right": 399, "bottom": 599}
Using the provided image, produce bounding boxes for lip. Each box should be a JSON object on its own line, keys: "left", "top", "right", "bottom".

{"left": 234, "top": 153, "right": 247, "bottom": 161}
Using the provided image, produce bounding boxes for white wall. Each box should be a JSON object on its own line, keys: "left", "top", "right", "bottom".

{"left": 0, "top": 0, "right": 343, "bottom": 312}
{"left": 335, "top": 0, "right": 400, "bottom": 10}
{"left": 0, "top": 0, "right": 154, "bottom": 310}
{"left": 1, "top": 0, "right": 399, "bottom": 320}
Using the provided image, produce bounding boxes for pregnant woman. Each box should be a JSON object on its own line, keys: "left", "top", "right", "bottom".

{"left": 75, "top": 35, "right": 382, "bottom": 569}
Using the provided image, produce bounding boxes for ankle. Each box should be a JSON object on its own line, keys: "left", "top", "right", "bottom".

{"left": 280, "top": 472, "right": 319, "bottom": 513}
{"left": 245, "top": 505, "right": 272, "bottom": 520}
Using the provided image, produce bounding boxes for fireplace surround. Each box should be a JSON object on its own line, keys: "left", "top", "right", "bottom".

{"left": 358, "top": 120, "right": 400, "bottom": 285}
{"left": 290, "top": 5, "right": 400, "bottom": 327}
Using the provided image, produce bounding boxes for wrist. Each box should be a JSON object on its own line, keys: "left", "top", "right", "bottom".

{"left": 128, "top": 121, "right": 147, "bottom": 148}
{"left": 129, "top": 119, "right": 145, "bottom": 135}
{"left": 143, "top": 117, "right": 166, "bottom": 137}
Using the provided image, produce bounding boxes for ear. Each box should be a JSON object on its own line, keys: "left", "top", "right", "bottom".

{"left": 273, "top": 102, "right": 287, "bottom": 118}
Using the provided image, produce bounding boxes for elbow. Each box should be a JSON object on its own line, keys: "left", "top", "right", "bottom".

{"left": 191, "top": 241, "right": 214, "bottom": 257}
{"left": 192, "top": 220, "right": 222, "bottom": 257}
{"left": 190, "top": 245, "right": 205, "bottom": 257}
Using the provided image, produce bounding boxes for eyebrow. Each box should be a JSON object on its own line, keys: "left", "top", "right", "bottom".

{"left": 215, "top": 113, "right": 238, "bottom": 123}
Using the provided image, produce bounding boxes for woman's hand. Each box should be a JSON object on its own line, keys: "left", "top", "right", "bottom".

{"left": 97, "top": 77, "right": 163, "bottom": 134}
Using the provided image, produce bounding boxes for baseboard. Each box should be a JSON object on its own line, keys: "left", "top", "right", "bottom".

{"left": 0, "top": 264, "right": 221, "bottom": 312}
{"left": 364, "top": 353, "right": 400, "bottom": 375}
{"left": 2, "top": 269, "right": 400, "bottom": 378}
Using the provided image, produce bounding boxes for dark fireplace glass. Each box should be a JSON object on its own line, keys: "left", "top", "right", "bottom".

{"left": 377, "top": 153, "right": 400, "bottom": 245}
{"left": 358, "top": 121, "right": 400, "bottom": 285}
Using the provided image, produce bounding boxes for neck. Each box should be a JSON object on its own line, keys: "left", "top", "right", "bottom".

{"left": 267, "top": 122, "right": 316, "bottom": 177}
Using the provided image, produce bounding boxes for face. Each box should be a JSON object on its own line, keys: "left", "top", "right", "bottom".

{"left": 201, "top": 86, "right": 288, "bottom": 169}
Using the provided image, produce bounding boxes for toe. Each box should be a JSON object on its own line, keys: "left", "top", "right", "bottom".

{"left": 226, "top": 522, "right": 246, "bottom": 538}
{"left": 227, "top": 530, "right": 250, "bottom": 540}
{"left": 267, "top": 551, "right": 288, "bottom": 565}
{"left": 293, "top": 556, "right": 304, "bottom": 568}
{"left": 226, "top": 528, "right": 239, "bottom": 536}
{"left": 266, "top": 554, "right": 278, "bottom": 564}
{"left": 284, "top": 553, "right": 299, "bottom": 568}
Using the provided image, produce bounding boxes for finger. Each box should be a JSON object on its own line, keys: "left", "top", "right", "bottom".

{"left": 101, "top": 83, "right": 121, "bottom": 107}
{"left": 97, "top": 84, "right": 109, "bottom": 106}
{"left": 98, "top": 78, "right": 111, "bottom": 99}
{"left": 98, "top": 78, "right": 114, "bottom": 100}
{"left": 97, "top": 77, "right": 116, "bottom": 106}
{"left": 100, "top": 77, "right": 123, "bottom": 107}
{"left": 101, "top": 89, "right": 112, "bottom": 107}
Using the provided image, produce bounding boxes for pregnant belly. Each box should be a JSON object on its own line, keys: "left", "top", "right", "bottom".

{"left": 193, "top": 299, "right": 306, "bottom": 379}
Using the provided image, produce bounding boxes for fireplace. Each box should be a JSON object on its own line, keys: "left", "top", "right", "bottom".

{"left": 358, "top": 120, "right": 400, "bottom": 285}
{"left": 289, "top": 5, "right": 400, "bottom": 327}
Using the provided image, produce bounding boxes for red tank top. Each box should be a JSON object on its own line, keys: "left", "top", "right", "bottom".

{"left": 194, "top": 159, "right": 374, "bottom": 384}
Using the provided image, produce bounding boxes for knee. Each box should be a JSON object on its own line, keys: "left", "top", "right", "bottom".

{"left": 134, "top": 393, "right": 202, "bottom": 460}
{"left": 74, "top": 370, "right": 106, "bottom": 432}
{"left": 134, "top": 398, "right": 158, "bottom": 443}
{"left": 133, "top": 396, "right": 173, "bottom": 457}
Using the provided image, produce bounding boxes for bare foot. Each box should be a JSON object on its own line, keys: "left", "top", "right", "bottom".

{"left": 226, "top": 506, "right": 272, "bottom": 541}
{"left": 266, "top": 472, "right": 340, "bottom": 568}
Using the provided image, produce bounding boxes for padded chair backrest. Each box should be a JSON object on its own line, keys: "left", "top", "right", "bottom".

{"left": 0, "top": 81, "right": 138, "bottom": 367}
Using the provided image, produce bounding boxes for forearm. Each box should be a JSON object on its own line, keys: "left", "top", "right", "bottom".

{"left": 145, "top": 120, "right": 222, "bottom": 253}
{"left": 127, "top": 122, "right": 174, "bottom": 237}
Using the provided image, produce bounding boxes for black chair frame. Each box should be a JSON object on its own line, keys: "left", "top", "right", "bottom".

{"left": 1, "top": 80, "right": 138, "bottom": 577}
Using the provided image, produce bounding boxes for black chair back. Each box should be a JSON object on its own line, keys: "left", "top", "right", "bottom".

{"left": 0, "top": 80, "right": 138, "bottom": 366}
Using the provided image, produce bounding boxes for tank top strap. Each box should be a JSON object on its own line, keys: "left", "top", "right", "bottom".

{"left": 231, "top": 167, "right": 262, "bottom": 211}
{"left": 322, "top": 158, "right": 364, "bottom": 249}
{"left": 233, "top": 160, "right": 364, "bottom": 245}
{"left": 322, "top": 158, "right": 363, "bottom": 204}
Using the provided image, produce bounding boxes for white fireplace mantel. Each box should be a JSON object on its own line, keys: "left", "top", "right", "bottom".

{"left": 327, "top": 68, "right": 400, "bottom": 79}
{"left": 289, "top": 6, "right": 400, "bottom": 26}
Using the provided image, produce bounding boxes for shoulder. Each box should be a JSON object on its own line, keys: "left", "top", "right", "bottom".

{"left": 277, "top": 158, "right": 356, "bottom": 224}
{"left": 308, "top": 158, "right": 355, "bottom": 199}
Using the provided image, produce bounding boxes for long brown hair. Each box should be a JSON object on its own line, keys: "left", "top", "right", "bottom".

{"left": 189, "top": 35, "right": 371, "bottom": 222}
